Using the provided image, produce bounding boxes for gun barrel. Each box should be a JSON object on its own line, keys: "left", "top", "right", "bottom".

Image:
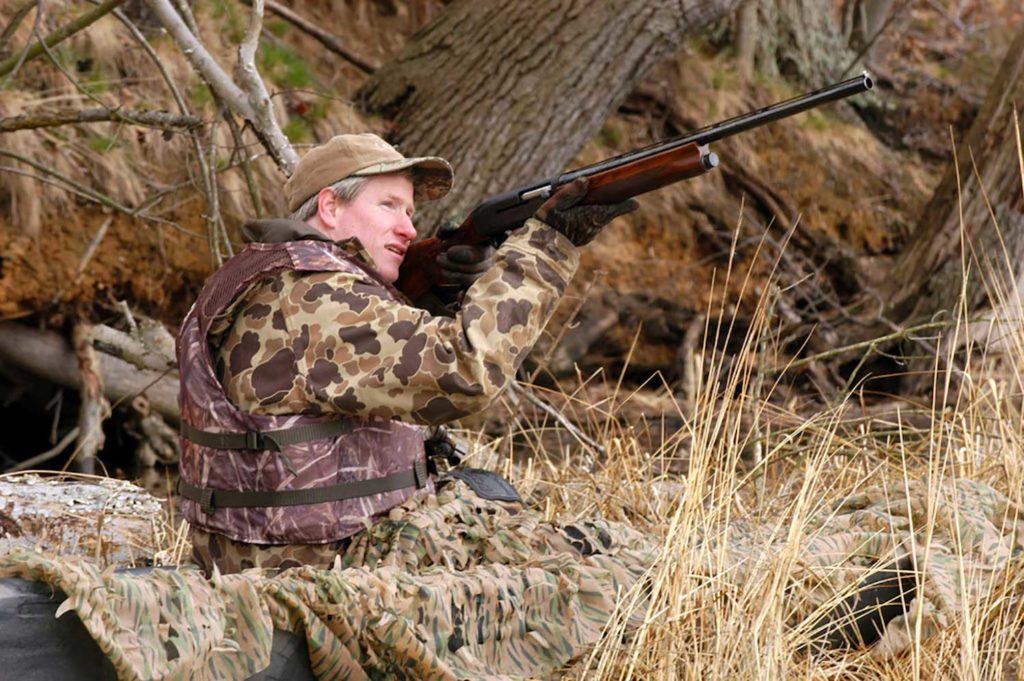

{"left": 685, "top": 72, "right": 874, "bottom": 146}
{"left": 561, "top": 73, "right": 873, "bottom": 184}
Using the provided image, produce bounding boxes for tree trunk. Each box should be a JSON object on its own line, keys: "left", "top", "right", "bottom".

{"left": 734, "top": 0, "right": 761, "bottom": 78}
{"left": 880, "top": 24, "right": 1024, "bottom": 327}
{"left": 731, "top": 0, "right": 855, "bottom": 87}
{"left": 356, "top": 0, "right": 739, "bottom": 233}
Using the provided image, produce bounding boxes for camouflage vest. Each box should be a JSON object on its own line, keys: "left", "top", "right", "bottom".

{"left": 176, "top": 239, "right": 432, "bottom": 545}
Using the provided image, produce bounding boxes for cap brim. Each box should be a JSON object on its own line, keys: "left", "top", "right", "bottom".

{"left": 351, "top": 157, "right": 453, "bottom": 202}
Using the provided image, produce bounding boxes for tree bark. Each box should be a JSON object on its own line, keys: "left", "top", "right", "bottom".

{"left": 731, "top": 0, "right": 855, "bottom": 87}
{"left": 880, "top": 24, "right": 1024, "bottom": 328}
{"left": 357, "top": 0, "right": 740, "bottom": 233}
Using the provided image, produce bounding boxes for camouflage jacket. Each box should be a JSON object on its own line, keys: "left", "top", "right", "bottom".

{"left": 177, "top": 235, "right": 434, "bottom": 544}
{"left": 209, "top": 218, "right": 579, "bottom": 423}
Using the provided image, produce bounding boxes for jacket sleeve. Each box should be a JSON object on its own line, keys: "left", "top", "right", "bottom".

{"left": 215, "top": 220, "right": 579, "bottom": 424}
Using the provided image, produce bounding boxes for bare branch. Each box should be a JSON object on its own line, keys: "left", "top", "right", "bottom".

{"left": 71, "top": 322, "right": 107, "bottom": 475}
{"left": 773, "top": 320, "right": 956, "bottom": 374}
{"left": 111, "top": 8, "right": 189, "bottom": 114}
{"left": 142, "top": 0, "right": 298, "bottom": 173}
{"left": 92, "top": 322, "right": 176, "bottom": 373}
{"left": 223, "top": 108, "right": 265, "bottom": 218}
{"left": 0, "top": 0, "right": 127, "bottom": 80}
{"left": 233, "top": 0, "right": 298, "bottom": 174}
{"left": 142, "top": 0, "right": 247, "bottom": 109}
{"left": 0, "top": 107, "right": 202, "bottom": 133}
{"left": 0, "top": 0, "right": 38, "bottom": 56}
{"left": 0, "top": 0, "right": 43, "bottom": 85}
{"left": 245, "top": 0, "right": 378, "bottom": 74}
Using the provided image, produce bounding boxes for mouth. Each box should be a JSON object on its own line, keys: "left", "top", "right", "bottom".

{"left": 385, "top": 244, "right": 406, "bottom": 257}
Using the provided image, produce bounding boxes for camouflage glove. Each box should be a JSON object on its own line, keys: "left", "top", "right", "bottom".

{"left": 436, "top": 244, "right": 496, "bottom": 288}
{"left": 534, "top": 177, "right": 638, "bottom": 247}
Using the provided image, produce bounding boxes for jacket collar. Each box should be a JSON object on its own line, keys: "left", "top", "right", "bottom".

{"left": 242, "top": 219, "right": 374, "bottom": 266}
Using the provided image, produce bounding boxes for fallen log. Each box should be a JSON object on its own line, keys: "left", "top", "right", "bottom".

{"left": 0, "top": 321, "right": 180, "bottom": 426}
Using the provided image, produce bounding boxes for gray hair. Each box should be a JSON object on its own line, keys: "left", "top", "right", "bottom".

{"left": 289, "top": 176, "right": 370, "bottom": 222}
{"left": 289, "top": 170, "right": 416, "bottom": 223}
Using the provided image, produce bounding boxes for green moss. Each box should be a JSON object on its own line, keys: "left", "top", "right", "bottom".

{"left": 597, "top": 122, "right": 624, "bottom": 149}
{"left": 265, "top": 18, "right": 290, "bottom": 37}
{"left": 283, "top": 117, "right": 313, "bottom": 143}
{"left": 710, "top": 69, "right": 726, "bottom": 91}
{"left": 209, "top": 0, "right": 246, "bottom": 43}
{"left": 189, "top": 79, "right": 215, "bottom": 113}
{"left": 87, "top": 134, "right": 115, "bottom": 153}
{"left": 802, "top": 110, "right": 828, "bottom": 131}
{"left": 257, "top": 39, "right": 316, "bottom": 89}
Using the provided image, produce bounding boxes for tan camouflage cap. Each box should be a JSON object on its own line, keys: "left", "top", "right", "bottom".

{"left": 284, "top": 133, "right": 453, "bottom": 211}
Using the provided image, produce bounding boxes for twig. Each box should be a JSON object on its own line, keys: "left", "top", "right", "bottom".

{"left": 112, "top": 7, "right": 229, "bottom": 261}
{"left": 111, "top": 8, "right": 190, "bottom": 114}
{"left": 0, "top": 0, "right": 38, "bottom": 55}
{"left": 840, "top": 0, "right": 912, "bottom": 78}
{"left": 508, "top": 382, "right": 606, "bottom": 455}
{"left": 0, "top": 0, "right": 127, "bottom": 80}
{"left": 71, "top": 322, "right": 107, "bottom": 475}
{"left": 49, "top": 216, "right": 114, "bottom": 306}
{"left": 4, "top": 426, "right": 80, "bottom": 473}
{"left": 0, "top": 164, "right": 203, "bottom": 238}
{"left": 117, "top": 302, "right": 140, "bottom": 339}
{"left": 223, "top": 108, "right": 265, "bottom": 218}
{"left": 245, "top": 0, "right": 378, "bottom": 74}
{"left": 0, "top": 0, "right": 42, "bottom": 86}
{"left": 36, "top": 25, "right": 115, "bottom": 111}
{"left": 0, "top": 107, "right": 202, "bottom": 133}
{"left": 773, "top": 320, "right": 955, "bottom": 374}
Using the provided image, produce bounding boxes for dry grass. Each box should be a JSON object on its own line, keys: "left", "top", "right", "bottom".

{"left": 457, "top": 135, "right": 1024, "bottom": 678}
{"left": 478, "top": 315, "right": 1024, "bottom": 677}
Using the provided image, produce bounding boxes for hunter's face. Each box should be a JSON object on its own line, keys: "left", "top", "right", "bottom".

{"left": 320, "top": 173, "right": 417, "bottom": 282}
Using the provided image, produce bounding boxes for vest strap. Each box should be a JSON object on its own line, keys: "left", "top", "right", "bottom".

{"left": 177, "top": 460, "right": 429, "bottom": 515}
{"left": 181, "top": 420, "right": 352, "bottom": 452}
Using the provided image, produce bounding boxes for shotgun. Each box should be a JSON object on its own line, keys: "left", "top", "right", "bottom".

{"left": 397, "top": 73, "right": 873, "bottom": 300}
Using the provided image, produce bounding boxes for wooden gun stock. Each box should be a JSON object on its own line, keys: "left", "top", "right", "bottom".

{"left": 397, "top": 73, "right": 873, "bottom": 301}
{"left": 583, "top": 141, "right": 715, "bottom": 204}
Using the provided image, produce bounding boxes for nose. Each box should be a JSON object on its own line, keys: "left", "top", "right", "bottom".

{"left": 396, "top": 214, "right": 417, "bottom": 241}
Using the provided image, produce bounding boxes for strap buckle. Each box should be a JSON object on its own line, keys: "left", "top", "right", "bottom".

{"left": 413, "top": 459, "right": 428, "bottom": 488}
{"left": 244, "top": 429, "right": 283, "bottom": 452}
{"left": 199, "top": 487, "right": 216, "bottom": 515}
{"left": 245, "top": 430, "right": 261, "bottom": 450}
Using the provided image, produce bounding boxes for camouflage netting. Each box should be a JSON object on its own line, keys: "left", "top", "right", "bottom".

{"left": 0, "top": 480, "right": 658, "bottom": 680}
{"left": 0, "top": 478, "right": 1022, "bottom": 679}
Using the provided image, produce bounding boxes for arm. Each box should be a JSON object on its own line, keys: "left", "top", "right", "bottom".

{"left": 216, "top": 220, "right": 578, "bottom": 424}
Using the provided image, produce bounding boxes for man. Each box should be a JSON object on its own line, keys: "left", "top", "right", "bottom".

{"left": 175, "top": 132, "right": 636, "bottom": 575}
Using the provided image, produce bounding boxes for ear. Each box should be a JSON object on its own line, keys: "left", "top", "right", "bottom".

{"left": 316, "top": 187, "right": 344, "bottom": 230}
